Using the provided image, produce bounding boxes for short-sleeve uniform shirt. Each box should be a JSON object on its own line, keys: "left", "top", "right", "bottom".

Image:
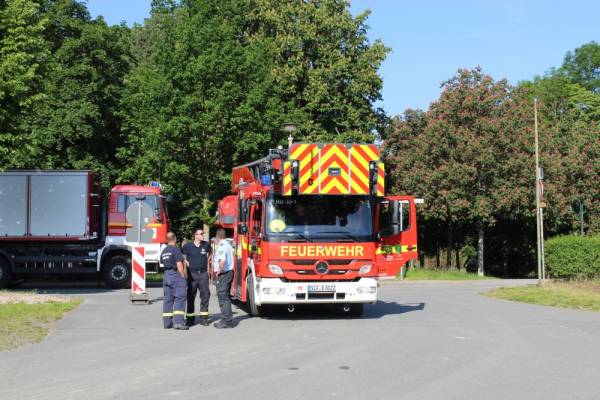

{"left": 161, "top": 245, "right": 184, "bottom": 270}
{"left": 182, "top": 241, "right": 211, "bottom": 272}
{"left": 213, "top": 240, "right": 234, "bottom": 273}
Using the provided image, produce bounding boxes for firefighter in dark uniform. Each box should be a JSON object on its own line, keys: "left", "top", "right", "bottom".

{"left": 161, "top": 232, "right": 189, "bottom": 330}
{"left": 182, "top": 228, "right": 212, "bottom": 326}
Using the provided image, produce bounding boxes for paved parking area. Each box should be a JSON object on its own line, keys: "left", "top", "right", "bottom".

{"left": 1, "top": 279, "right": 599, "bottom": 400}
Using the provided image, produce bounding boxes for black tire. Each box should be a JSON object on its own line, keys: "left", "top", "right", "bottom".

{"left": 103, "top": 254, "right": 131, "bottom": 289}
{"left": 247, "top": 274, "right": 262, "bottom": 317}
{"left": 0, "top": 257, "right": 12, "bottom": 289}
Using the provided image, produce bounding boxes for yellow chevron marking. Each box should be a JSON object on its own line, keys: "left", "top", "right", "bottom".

{"left": 290, "top": 144, "right": 309, "bottom": 160}
{"left": 350, "top": 165, "right": 369, "bottom": 186}
{"left": 320, "top": 145, "right": 348, "bottom": 167}
{"left": 350, "top": 150, "right": 368, "bottom": 170}
{"left": 322, "top": 178, "right": 347, "bottom": 194}
{"left": 350, "top": 178, "right": 368, "bottom": 194}
{"left": 283, "top": 161, "right": 291, "bottom": 195}
{"left": 362, "top": 145, "right": 379, "bottom": 161}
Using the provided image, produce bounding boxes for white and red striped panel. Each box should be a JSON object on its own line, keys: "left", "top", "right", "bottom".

{"left": 131, "top": 246, "right": 146, "bottom": 294}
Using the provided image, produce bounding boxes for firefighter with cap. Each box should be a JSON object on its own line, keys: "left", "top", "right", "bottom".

{"left": 213, "top": 228, "right": 235, "bottom": 329}
{"left": 161, "top": 232, "right": 188, "bottom": 330}
{"left": 182, "top": 228, "right": 212, "bottom": 327}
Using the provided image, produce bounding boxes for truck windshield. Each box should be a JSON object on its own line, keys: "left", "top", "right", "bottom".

{"left": 117, "top": 194, "right": 161, "bottom": 218}
{"left": 265, "top": 195, "right": 373, "bottom": 242}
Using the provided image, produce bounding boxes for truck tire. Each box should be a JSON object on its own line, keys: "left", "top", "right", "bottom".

{"left": 247, "top": 274, "right": 262, "bottom": 317}
{"left": 0, "top": 257, "right": 12, "bottom": 289}
{"left": 103, "top": 255, "right": 131, "bottom": 289}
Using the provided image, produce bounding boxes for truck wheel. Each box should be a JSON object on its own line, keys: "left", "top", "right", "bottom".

{"left": 0, "top": 257, "right": 12, "bottom": 289}
{"left": 247, "top": 274, "right": 262, "bottom": 317}
{"left": 103, "top": 255, "right": 131, "bottom": 289}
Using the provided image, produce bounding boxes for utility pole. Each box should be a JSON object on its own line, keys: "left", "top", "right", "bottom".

{"left": 534, "top": 99, "right": 545, "bottom": 286}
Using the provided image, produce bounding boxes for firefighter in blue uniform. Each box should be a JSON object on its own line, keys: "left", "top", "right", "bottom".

{"left": 182, "top": 228, "right": 212, "bottom": 326}
{"left": 161, "top": 232, "right": 188, "bottom": 330}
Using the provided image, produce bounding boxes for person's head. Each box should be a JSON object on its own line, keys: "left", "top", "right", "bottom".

{"left": 216, "top": 228, "right": 226, "bottom": 241}
{"left": 166, "top": 231, "right": 177, "bottom": 245}
{"left": 193, "top": 228, "right": 204, "bottom": 242}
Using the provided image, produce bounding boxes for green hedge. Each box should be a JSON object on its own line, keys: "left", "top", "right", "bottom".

{"left": 545, "top": 235, "right": 600, "bottom": 280}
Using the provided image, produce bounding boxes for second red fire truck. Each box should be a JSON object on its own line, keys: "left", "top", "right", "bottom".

{"left": 0, "top": 170, "right": 170, "bottom": 288}
{"left": 216, "top": 143, "right": 418, "bottom": 316}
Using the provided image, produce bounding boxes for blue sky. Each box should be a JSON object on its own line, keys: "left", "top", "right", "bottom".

{"left": 87, "top": 0, "right": 599, "bottom": 116}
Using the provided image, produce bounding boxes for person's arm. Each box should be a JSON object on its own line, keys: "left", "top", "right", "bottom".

{"left": 176, "top": 249, "right": 186, "bottom": 278}
{"left": 177, "top": 260, "right": 186, "bottom": 278}
{"left": 181, "top": 245, "right": 190, "bottom": 267}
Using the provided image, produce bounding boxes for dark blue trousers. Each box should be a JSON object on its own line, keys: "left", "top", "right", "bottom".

{"left": 186, "top": 271, "right": 210, "bottom": 322}
{"left": 163, "top": 270, "right": 187, "bottom": 327}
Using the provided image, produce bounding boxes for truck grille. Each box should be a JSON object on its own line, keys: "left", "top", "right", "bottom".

{"left": 291, "top": 259, "right": 353, "bottom": 265}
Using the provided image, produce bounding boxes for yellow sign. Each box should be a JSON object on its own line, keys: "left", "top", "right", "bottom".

{"left": 269, "top": 219, "right": 286, "bottom": 232}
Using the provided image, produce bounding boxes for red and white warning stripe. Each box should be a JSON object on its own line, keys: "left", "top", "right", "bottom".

{"left": 131, "top": 247, "right": 146, "bottom": 294}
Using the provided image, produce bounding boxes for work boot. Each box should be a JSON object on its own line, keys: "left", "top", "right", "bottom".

{"left": 213, "top": 320, "right": 233, "bottom": 329}
{"left": 199, "top": 316, "right": 209, "bottom": 326}
{"left": 173, "top": 324, "right": 190, "bottom": 330}
{"left": 164, "top": 324, "right": 173, "bottom": 329}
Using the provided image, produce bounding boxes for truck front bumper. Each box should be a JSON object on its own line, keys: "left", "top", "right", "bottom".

{"left": 255, "top": 277, "right": 379, "bottom": 305}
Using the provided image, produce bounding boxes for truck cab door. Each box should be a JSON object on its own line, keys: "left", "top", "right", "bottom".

{"left": 376, "top": 196, "right": 418, "bottom": 276}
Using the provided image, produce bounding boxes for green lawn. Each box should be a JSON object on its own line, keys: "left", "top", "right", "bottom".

{"left": 484, "top": 281, "right": 600, "bottom": 311}
{"left": 402, "top": 268, "right": 494, "bottom": 280}
{"left": 0, "top": 294, "right": 82, "bottom": 351}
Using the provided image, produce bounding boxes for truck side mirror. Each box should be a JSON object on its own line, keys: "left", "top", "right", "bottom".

{"left": 165, "top": 194, "right": 175, "bottom": 203}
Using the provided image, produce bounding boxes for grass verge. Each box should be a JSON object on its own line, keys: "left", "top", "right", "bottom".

{"left": 484, "top": 281, "right": 600, "bottom": 311}
{"left": 402, "top": 268, "right": 494, "bottom": 280}
{"left": 0, "top": 292, "right": 82, "bottom": 351}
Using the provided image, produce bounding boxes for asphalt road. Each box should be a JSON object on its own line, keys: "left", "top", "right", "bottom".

{"left": 1, "top": 279, "right": 599, "bottom": 400}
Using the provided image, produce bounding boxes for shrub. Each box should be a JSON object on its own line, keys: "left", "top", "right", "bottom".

{"left": 545, "top": 235, "right": 600, "bottom": 280}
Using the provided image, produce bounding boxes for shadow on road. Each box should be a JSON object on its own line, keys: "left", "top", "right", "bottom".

{"left": 240, "top": 300, "right": 426, "bottom": 321}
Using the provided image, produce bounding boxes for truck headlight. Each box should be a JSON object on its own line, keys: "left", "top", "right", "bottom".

{"left": 268, "top": 264, "right": 283, "bottom": 275}
{"left": 359, "top": 264, "right": 372, "bottom": 274}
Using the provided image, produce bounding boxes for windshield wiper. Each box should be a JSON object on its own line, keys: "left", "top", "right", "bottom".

{"left": 286, "top": 233, "right": 312, "bottom": 243}
{"left": 317, "top": 231, "right": 361, "bottom": 242}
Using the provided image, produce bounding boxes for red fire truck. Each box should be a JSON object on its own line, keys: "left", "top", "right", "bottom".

{"left": 0, "top": 170, "right": 170, "bottom": 288}
{"left": 215, "top": 143, "right": 418, "bottom": 316}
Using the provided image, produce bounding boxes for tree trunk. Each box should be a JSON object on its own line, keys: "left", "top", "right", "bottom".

{"left": 477, "top": 226, "right": 484, "bottom": 276}
{"left": 455, "top": 246, "right": 460, "bottom": 271}
{"left": 446, "top": 223, "right": 453, "bottom": 270}
{"left": 436, "top": 243, "right": 440, "bottom": 270}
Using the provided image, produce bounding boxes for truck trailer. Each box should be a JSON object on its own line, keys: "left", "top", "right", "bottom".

{"left": 0, "top": 170, "right": 170, "bottom": 288}
{"left": 215, "top": 143, "right": 418, "bottom": 316}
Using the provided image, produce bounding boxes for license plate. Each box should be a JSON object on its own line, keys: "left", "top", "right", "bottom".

{"left": 307, "top": 284, "right": 336, "bottom": 292}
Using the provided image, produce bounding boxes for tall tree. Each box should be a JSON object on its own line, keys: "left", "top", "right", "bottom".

{"left": 559, "top": 41, "right": 600, "bottom": 94}
{"left": 25, "top": 1, "right": 130, "bottom": 186}
{"left": 120, "top": 0, "right": 389, "bottom": 233}
{"left": 386, "top": 67, "right": 534, "bottom": 275}
{"left": 0, "top": 0, "right": 48, "bottom": 168}
{"left": 248, "top": 0, "right": 390, "bottom": 142}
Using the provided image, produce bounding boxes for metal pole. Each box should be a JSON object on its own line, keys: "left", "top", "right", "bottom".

{"left": 137, "top": 201, "right": 142, "bottom": 244}
{"left": 534, "top": 98, "right": 542, "bottom": 286}
{"left": 540, "top": 208, "right": 546, "bottom": 281}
